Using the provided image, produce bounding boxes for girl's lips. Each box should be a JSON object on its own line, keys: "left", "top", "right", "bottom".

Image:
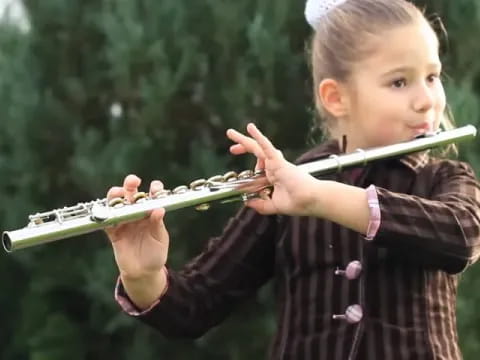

{"left": 410, "top": 122, "right": 430, "bottom": 130}
{"left": 409, "top": 122, "right": 432, "bottom": 134}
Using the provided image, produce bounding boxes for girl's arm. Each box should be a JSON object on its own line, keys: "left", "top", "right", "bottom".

{"left": 310, "top": 161, "right": 480, "bottom": 274}
{"left": 227, "top": 124, "right": 480, "bottom": 274}
{"left": 116, "top": 206, "right": 277, "bottom": 339}
{"left": 308, "top": 180, "right": 371, "bottom": 237}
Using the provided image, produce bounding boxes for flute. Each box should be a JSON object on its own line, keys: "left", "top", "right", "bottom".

{"left": 2, "top": 125, "right": 477, "bottom": 252}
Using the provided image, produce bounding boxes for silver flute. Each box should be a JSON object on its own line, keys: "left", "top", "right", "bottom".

{"left": 2, "top": 125, "right": 477, "bottom": 252}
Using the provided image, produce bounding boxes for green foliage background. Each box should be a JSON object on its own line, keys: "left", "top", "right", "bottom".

{"left": 0, "top": 1, "right": 478, "bottom": 359}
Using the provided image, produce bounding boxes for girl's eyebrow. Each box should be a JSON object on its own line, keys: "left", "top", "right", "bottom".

{"left": 381, "top": 66, "right": 411, "bottom": 77}
{"left": 381, "top": 63, "right": 442, "bottom": 77}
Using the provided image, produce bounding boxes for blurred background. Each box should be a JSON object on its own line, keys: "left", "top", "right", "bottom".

{"left": 0, "top": 0, "right": 479, "bottom": 359}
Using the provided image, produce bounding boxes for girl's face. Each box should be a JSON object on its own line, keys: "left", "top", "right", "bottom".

{"left": 341, "top": 20, "right": 446, "bottom": 152}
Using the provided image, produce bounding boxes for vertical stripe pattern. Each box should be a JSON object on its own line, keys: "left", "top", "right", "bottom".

{"left": 117, "top": 139, "right": 480, "bottom": 360}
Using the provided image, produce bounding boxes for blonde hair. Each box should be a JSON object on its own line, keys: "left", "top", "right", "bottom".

{"left": 309, "top": 0, "right": 455, "bottom": 143}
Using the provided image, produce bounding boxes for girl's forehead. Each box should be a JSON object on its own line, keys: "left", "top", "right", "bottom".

{"left": 357, "top": 22, "right": 441, "bottom": 74}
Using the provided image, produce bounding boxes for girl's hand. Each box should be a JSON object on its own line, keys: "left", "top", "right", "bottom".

{"left": 105, "top": 175, "right": 170, "bottom": 281}
{"left": 226, "top": 123, "right": 318, "bottom": 216}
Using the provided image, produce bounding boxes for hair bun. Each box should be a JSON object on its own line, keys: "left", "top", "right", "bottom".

{"left": 305, "top": 0, "right": 348, "bottom": 29}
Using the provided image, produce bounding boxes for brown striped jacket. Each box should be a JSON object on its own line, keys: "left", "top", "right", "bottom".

{"left": 118, "top": 139, "right": 480, "bottom": 360}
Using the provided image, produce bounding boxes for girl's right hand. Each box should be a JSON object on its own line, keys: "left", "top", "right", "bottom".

{"left": 105, "top": 174, "right": 170, "bottom": 281}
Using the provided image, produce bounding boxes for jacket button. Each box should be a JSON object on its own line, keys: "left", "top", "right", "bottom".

{"left": 335, "top": 260, "right": 362, "bottom": 280}
{"left": 332, "top": 304, "right": 363, "bottom": 324}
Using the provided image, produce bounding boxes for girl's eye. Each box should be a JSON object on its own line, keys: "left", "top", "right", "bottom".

{"left": 391, "top": 78, "right": 407, "bottom": 88}
{"left": 427, "top": 73, "right": 441, "bottom": 83}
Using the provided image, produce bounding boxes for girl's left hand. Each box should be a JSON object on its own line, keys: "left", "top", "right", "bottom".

{"left": 226, "top": 123, "right": 318, "bottom": 216}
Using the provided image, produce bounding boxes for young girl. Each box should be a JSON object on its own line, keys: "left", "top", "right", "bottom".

{"left": 107, "top": 0, "right": 480, "bottom": 359}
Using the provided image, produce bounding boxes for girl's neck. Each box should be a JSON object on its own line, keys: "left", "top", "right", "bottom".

{"left": 331, "top": 131, "right": 362, "bottom": 154}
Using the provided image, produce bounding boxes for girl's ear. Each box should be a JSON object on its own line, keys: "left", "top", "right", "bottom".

{"left": 318, "top": 79, "right": 349, "bottom": 118}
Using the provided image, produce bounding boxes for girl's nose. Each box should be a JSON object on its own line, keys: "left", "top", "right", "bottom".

{"left": 412, "top": 83, "right": 434, "bottom": 113}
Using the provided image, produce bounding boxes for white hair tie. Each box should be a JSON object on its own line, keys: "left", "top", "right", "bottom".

{"left": 305, "top": 0, "right": 349, "bottom": 29}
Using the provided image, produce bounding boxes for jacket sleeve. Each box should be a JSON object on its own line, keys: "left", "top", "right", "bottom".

{"left": 370, "top": 160, "right": 480, "bottom": 274}
{"left": 116, "top": 206, "right": 276, "bottom": 338}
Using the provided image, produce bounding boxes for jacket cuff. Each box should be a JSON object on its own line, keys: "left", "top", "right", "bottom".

{"left": 365, "top": 184, "right": 381, "bottom": 241}
{"left": 114, "top": 267, "right": 169, "bottom": 316}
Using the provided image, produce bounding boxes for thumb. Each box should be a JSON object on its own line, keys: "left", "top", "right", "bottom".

{"left": 149, "top": 208, "right": 167, "bottom": 241}
{"left": 245, "top": 198, "right": 276, "bottom": 215}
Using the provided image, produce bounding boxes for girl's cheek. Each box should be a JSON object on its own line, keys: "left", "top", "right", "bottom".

{"left": 371, "top": 126, "right": 396, "bottom": 145}
{"left": 434, "top": 83, "right": 447, "bottom": 111}
{"left": 383, "top": 124, "right": 404, "bottom": 143}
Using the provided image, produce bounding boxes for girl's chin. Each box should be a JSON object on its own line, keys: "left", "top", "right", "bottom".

{"left": 378, "top": 135, "right": 419, "bottom": 147}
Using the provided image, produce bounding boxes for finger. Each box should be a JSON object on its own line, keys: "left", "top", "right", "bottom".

{"left": 246, "top": 123, "right": 283, "bottom": 161}
{"left": 229, "top": 144, "right": 247, "bottom": 155}
{"left": 123, "top": 174, "right": 142, "bottom": 203}
{"left": 226, "top": 128, "right": 265, "bottom": 159}
{"left": 230, "top": 144, "right": 264, "bottom": 172}
{"left": 149, "top": 180, "right": 164, "bottom": 197}
{"left": 259, "top": 188, "right": 271, "bottom": 200}
{"left": 255, "top": 157, "right": 265, "bottom": 172}
{"left": 149, "top": 208, "right": 167, "bottom": 241}
{"left": 244, "top": 198, "right": 276, "bottom": 215}
{"left": 150, "top": 208, "right": 166, "bottom": 225}
{"left": 107, "top": 186, "right": 124, "bottom": 201}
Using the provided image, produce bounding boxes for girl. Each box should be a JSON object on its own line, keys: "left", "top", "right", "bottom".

{"left": 107, "top": 0, "right": 480, "bottom": 359}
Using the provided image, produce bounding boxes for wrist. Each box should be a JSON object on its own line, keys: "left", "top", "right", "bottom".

{"left": 121, "top": 267, "right": 168, "bottom": 310}
{"left": 305, "top": 179, "right": 330, "bottom": 218}
{"left": 120, "top": 266, "right": 166, "bottom": 283}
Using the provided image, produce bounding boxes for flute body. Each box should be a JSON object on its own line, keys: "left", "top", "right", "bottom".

{"left": 2, "top": 125, "right": 477, "bottom": 252}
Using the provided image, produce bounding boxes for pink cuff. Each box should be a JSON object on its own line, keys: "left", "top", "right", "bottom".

{"left": 114, "top": 268, "right": 169, "bottom": 316}
{"left": 365, "top": 184, "right": 381, "bottom": 241}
